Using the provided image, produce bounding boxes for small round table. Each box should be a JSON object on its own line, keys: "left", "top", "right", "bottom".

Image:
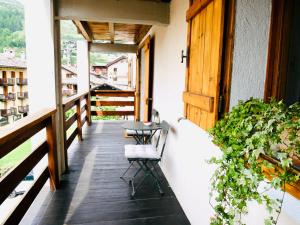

{"left": 122, "top": 121, "right": 161, "bottom": 144}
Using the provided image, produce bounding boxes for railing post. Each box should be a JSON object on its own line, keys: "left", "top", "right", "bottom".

{"left": 46, "top": 113, "right": 60, "bottom": 190}
{"left": 76, "top": 99, "right": 83, "bottom": 141}
{"left": 62, "top": 105, "right": 68, "bottom": 171}
{"left": 86, "top": 93, "right": 92, "bottom": 126}
{"left": 134, "top": 94, "right": 136, "bottom": 121}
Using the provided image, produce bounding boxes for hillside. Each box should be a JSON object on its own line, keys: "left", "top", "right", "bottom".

{"left": 0, "top": 0, "right": 25, "bottom": 55}
{"left": 0, "top": 0, "right": 113, "bottom": 65}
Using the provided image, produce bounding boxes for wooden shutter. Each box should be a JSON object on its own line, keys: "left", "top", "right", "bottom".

{"left": 183, "top": 0, "right": 225, "bottom": 130}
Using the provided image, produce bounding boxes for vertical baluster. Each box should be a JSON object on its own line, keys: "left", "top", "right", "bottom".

{"left": 62, "top": 105, "right": 68, "bottom": 171}
{"left": 86, "top": 93, "right": 92, "bottom": 126}
{"left": 76, "top": 99, "right": 83, "bottom": 141}
{"left": 46, "top": 114, "right": 59, "bottom": 190}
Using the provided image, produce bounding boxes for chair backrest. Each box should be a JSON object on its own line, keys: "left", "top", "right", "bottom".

{"left": 151, "top": 109, "right": 160, "bottom": 123}
{"left": 156, "top": 120, "right": 170, "bottom": 158}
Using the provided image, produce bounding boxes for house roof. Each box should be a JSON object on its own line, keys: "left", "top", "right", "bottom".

{"left": 0, "top": 56, "right": 26, "bottom": 69}
{"left": 92, "top": 56, "right": 127, "bottom": 68}
{"left": 61, "top": 65, "right": 77, "bottom": 74}
{"left": 106, "top": 56, "right": 127, "bottom": 67}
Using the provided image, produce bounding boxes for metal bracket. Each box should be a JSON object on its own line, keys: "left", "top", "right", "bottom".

{"left": 181, "top": 49, "right": 189, "bottom": 64}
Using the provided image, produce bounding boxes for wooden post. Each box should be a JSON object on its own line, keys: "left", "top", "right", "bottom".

{"left": 46, "top": 114, "right": 59, "bottom": 190}
{"left": 62, "top": 106, "right": 68, "bottom": 171}
{"left": 76, "top": 99, "right": 83, "bottom": 141}
{"left": 86, "top": 93, "right": 92, "bottom": 126}
{"left": 135, "top": 51, "right": 141, "bottom": 121}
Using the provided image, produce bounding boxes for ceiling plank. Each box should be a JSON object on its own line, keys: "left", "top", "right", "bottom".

{"left": 90, "top": 43, "right": 137, "bottom": 54}
{"left": 108, "top": 22, "right": 115, "bottom": 43}
{"left": 57, "top": 0, "right": 170, "bottom": 25}
{"left": 73, "top": 20, "right": 93, "bottom": 42}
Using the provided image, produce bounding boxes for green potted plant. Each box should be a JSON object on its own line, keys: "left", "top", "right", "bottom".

{"left": 208, "top": 98, "right": 300, "bottom": 225}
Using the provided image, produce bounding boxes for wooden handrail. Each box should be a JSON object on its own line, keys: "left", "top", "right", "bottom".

{"left": 62, "top": 92, "right": 91, "bottom": 170}
{"left": 90, "top": 90, "right": 136, "bottom": 118}
{"left": 0, "top": 108, "right": 56, "bottom": 158}
{"left": 0, "top": 107, "right": 58, "bottom": 225}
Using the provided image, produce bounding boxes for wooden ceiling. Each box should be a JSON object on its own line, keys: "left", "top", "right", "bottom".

{"left": 73, "top": 20, "right": 152, "bottom": 45}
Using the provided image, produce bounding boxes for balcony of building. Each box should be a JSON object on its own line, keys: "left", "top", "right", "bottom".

{"left": 18, "top": 105, "right": 29, "bottom": 114}
{"left": 0, "top": 108, "right": 12, "bottom": 117}
{"left": 0, "top": 78, "right": 15, "bottom": 86}
{"left": 16, "top": 78, "right": 28, "bottom": 86}
{"left": 17, "top": 92, "right": 29, "bottom": 100}
{"left": 0, "top": 93, "right": 15, "bottom": 102}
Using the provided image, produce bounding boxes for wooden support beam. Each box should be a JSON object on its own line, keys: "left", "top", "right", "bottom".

{"left": 109, "top": 22, "right": 115, "bottom": 43}
{"left": 73, "top": 20, "right": 93, "bottom": 42}
{"left": 57, "top": 0, "right": 170, "bottom": 25}
{"left": 90, "top": 43, "right": 138, "bottom": 53}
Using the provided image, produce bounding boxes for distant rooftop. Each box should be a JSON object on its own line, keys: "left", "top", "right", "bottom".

{"left": 0, "top": 49, "right": 26, "bottom": 69}
{"left": 92, "top": 56, "right": 127, "bottom": 68}
{"left": 0, "top": 56, "right": 26, "bottom": 69}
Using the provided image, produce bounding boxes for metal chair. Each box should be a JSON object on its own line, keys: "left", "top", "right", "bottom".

{"left": 123, "top": 120, "right": 170, "bottom": 197}
{"left": 121, "top": 109, "right": 161, "bottom": 179}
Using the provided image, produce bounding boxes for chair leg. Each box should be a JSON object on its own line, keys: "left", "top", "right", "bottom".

{"left": 150, "top": 161, "right": 162, "bottom": 182}
{"left": 120, "top": 161, "right": 134, "bottom": 179}
{"left": 130, "top": 160, "right": 164, "bottom": 197}
{"left": 131, "top": 161, "right": 149, "bottom": 196}
{"left": 144, "top": 161, "right": 164, "bottom": 195}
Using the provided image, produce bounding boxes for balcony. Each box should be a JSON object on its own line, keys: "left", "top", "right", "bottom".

{"left": 0, "top": 109, "right": 12, "bottom": 117}
{"left": 17, "top": 92, "right": 28, "bottom": 100}
{"left": 0, "top": 118, "right": 8, "bottom": 126}
{"left": 0, "top": 93, "right": 190, "bottom": 225}
{"left": 0, "top": 94, "right": 9, "bottom": 102}
{"left": 0, "top": 93, "right": 15, "bottom": 102}
{"left": 0, "top": 78, "right": 15, "bottom": 86}
{"left": 18, "top": 105, "right": 29, "bottom": 114}
{"left": 8, "top": 93, "right": 15, "bottom": 101}
{"left": 10, "top": 107, "right": 17, "bottom": 115}
{"left": 16, "top": 78, "right": 28, "bottom": 85}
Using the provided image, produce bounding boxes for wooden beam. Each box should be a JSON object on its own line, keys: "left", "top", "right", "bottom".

{"left": 57, "top": 0, "right": 170, "bottom": 25}
{"left": 73, "top": 20, "right": 93, "bottom": 42}
{"left": 109, "top": 22, "right": 115, "bottom": 43}
{"left": 135, "top": 25, "right": 152, "bottom": 44}
{"left": 90, "top": 43, "right": 138, "bottom": 53}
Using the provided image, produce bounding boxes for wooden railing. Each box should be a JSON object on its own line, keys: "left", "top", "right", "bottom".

{"left": 0, "top": 108, "right": 59, "bottom": 225}
{"left": 90, "top": 90, "right": 135, "bottom": 118}
{"left": 62, "top": 92, "right": 91, "bottom": 170}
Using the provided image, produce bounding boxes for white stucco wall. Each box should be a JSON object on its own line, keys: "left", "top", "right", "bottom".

{"left": 24, "top": 0, "right": 56, "bottom": 112}
{"left": 229, "top": 0, "right": 271, "bottom": 107}
{"left": 77, "top": 40, "right": 90, "bottom": 94}
{"left": 150, "top": 0, "right": 299, "bottom": 224}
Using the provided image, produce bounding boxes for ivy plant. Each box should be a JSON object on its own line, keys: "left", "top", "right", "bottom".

{"left": 208, "top": 98, "right": 300, "bottom": 225}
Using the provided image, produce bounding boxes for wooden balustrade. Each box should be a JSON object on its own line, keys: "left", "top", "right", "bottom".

{"left": 62, "top": 92, "right": 91, "bottom": 170}
{"left": 90, "top": 90, "right": 135, "bottom": 118}
{"left": 0, "top": 108, "right": 58, "bottom": 225}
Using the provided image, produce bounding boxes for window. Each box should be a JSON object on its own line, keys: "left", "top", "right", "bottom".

{"left": 265, "top": 0, "right": 300, "bottom": 106}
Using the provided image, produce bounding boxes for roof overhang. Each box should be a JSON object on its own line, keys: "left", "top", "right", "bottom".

{"left": 56, "top": 0, "right": 170, "bottom": 47}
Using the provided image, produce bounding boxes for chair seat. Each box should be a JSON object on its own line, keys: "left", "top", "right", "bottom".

{"left": 125, "top": 144, "right": 160, "bottom": 159}
{"left": 126, "top": 129, "right": 151, "bottom": 136}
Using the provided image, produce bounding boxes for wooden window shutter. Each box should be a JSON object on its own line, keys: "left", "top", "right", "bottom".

{"left": 183, "top": 0, "right": 225, "bottom": 130}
